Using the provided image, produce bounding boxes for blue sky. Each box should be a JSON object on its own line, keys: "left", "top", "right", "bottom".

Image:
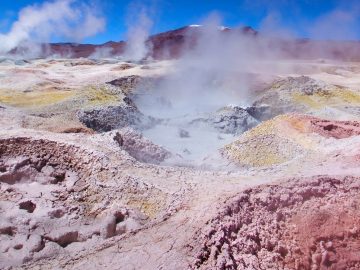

{"left": 0, "top": 0, "right": 359, "bottom": 44}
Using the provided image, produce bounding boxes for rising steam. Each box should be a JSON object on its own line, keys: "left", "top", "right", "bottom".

{"left": 133, "top": 15, "right": 272, "bottom": 165}
{"left": 0, "top": 0, "right": 105, "bottom": 58}
{"left": 123, "top": 7, "right": 153, "bottom": 62}
{"left": 135, "top": 15, "right": 263, "bottom": 118}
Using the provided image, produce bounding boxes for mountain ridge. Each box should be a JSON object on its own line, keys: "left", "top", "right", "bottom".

{"left": 9, "top": 25, "right": 360, "bottom": 60}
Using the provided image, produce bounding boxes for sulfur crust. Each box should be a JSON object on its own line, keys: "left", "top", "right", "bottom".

{"left": 0, "top": 89, "right": 75, "bottom": 108}
{"left": 222, "top": 114, "right": 320, "bottom": 167}
{"left": 292, "top": 88, "right": 360, "bottom": 109}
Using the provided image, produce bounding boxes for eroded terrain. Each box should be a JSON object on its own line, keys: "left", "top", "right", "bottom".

{"left": 1, "top": 57, "right": 360, "bottom": 269}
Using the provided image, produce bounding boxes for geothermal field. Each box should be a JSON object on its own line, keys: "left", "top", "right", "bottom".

{"left": 1, "top": 7, "right": 360, "bottom": 270}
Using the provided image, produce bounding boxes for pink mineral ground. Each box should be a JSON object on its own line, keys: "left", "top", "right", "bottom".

{"left": 191, "top": 176, "right": 360, "bottom": 270}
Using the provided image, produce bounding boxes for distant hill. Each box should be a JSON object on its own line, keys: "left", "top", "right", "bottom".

{"left": 9, "top": 25, "right": 360, "bottom": 61}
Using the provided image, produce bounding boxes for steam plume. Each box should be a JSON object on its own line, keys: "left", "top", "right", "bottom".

{"left": 0, "top": 0, "right": 105, "bottom": 57}
{"left": 135, "top": 14, "right": 265, "bottom": 118}
{"left": 123, "top": 7, "right": 153, "bottom": 61}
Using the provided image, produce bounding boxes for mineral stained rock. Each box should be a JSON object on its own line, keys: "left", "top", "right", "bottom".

{"left": 112, "top": 128, "right": 172, "bottom": 164}
{"left": 222, "top": 113, "right": 360, "bottom": 168}
{"left": 252, "top": 76, "right": 360, "bottom": 120}
{"left": 78, "top": 104, "right": 150, "bottom": 132}
{"left": 191, "top": 105, "right": 259, "bottom": 135}
{"left": 191, "top": 176, "right": 360, "bottom": 270}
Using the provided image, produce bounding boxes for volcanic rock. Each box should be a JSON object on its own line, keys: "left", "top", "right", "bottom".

{"left": 191, "top": 105, "right": 259, "bottom": 135}
{"left": 78, "top": 103, "right": 154, "bottom": 132}
{"left": 212, "top": 106, "right": 259, "bottom": 134}
{"left": 112, "top": 128, "right": 172, "bottom": 164}
{"left": 106, "top": 75, "right": 142, "bottom": 94}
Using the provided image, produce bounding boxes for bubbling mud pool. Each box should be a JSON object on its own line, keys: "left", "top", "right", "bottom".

{"left": 132, "top": 84, "right": 258, "bottom": 168}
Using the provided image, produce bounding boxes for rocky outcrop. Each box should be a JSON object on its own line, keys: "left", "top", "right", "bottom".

{"left": 113, "top": 128, "right": 171, "bottom": 164}
{"left": 106, "top": 75, "right": 142, "bottom": 94}
{"left": 78, "top": 75, "right": 161, "bottom": 133}
{"left": 78, "top": 103, "right": 150, "bottom": 132}
{"left": 191, "top": 105, "right": 259, "bottom": 135}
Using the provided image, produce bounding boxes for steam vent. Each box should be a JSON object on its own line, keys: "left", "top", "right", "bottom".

{"left": 1, "top": 1, "right": 360, "bottom": 269}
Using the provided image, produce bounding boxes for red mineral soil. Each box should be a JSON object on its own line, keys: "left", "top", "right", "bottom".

{"left": 285, "top": 114, "right": 360, "bottom": 139}
{"left": 191, "top": 176, "right": 360, "bottom": 270}
{"left": 308, "top": 118, "right": 360, "bottom": 139}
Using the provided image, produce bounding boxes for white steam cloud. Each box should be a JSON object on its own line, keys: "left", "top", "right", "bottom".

{"left": 136, "top": 14, "right": 269, "bottom": 118}
{"left": 0, "top": 0, "right": 105, "bottom": 57}
{"left": 133, "top": 14, "right": 309, "bottom": 165}
{"left": 123, "top": 7, "right": 153, "bottom": 62}
{"left": 89, "top": 46, "right": 114, "bottom": 59}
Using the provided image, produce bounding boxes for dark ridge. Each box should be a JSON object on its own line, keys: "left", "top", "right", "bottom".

{"left": 8, "top": 25, "right": 360, "bottom": 60}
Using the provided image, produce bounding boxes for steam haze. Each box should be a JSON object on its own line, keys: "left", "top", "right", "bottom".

{"left": 123, "top": 5, "right": 153, "bottom": 61}
{"left": 133, "top": 15, "right": 279, "bottom": 165}
{"left": 0, "top": 0, "right": 105, "bottom": 57}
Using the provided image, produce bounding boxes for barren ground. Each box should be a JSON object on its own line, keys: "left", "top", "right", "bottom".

{"left": 1, "top": 58, "right": 360, "bottom": 269}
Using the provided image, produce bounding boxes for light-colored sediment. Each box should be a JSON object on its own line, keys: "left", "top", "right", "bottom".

{"left": 1, "top": 58, "right": 360, "bottom": 269}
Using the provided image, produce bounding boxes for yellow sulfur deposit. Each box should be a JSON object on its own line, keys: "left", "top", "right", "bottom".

{"left": 0, "top": 89, "right": 75, "bottom": 108}
{"left": 222, "top": 114, "right": 319, "bottom": 167}
{"left": 82, "top": 86, "right": 124, "bottom": 107}
{"left": 292, "top": 88, "right": 360, "bottom": 109}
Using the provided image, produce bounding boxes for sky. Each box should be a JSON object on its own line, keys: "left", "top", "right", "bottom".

{"left": 0, "top": 0, "right": 359, "bottom": 44}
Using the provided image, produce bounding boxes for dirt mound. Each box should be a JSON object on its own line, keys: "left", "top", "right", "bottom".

{"left": 191, "top": 176, "right": 360, "bottom": 270}
{"left": 222, "top": 114, "right": 360, "bottom": 167}
{"left": 253, "top": 76, "right": 360, "bottom": 120}
{"left": 222, "top": 114, "right": 312, "bottom": 167}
